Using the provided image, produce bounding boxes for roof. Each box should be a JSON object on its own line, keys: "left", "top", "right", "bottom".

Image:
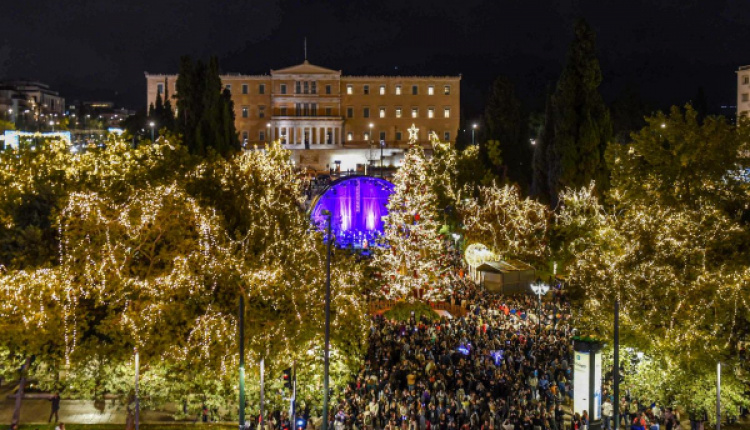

{"left": 272, "top": 60, "right": 341, "bottom": 76}
{"left": 476, "top": 260, "right": 535, "bottom": 273}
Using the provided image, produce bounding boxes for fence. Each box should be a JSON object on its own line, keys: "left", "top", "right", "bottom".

{"left": 368, "top": 300, "right": 468, "bottom": 317}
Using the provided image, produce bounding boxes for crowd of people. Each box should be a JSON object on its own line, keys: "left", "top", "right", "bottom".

{"left": 321, "top": 279, "right": 574, "bottom": 430}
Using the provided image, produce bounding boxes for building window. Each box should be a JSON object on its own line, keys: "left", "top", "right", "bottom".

{"left": 242, "top": 106, "right": 249, "bottom": 118}
{"left": 396, "top": 85, "right": 402, "bottom": 95}
{"left": 295, "top": 81, "right": 301, "bottom": 94}
{"left": 259, "top": 84, "right": 265, "bottom": 94}
{"left": 364, "top": 132, "right": 370, "bottom": 140}
{"left": 304, "top": 81, "right": 311, "bottom": 94}
{"left": 444, "top": 85, "right": 451, "bottom": 95}
{"left": 259, "top": 106, "right": 265, "bottom": 118}
{"left": 242, "top": 131, "right": 248, "bottom": 142}
{"left": 380, "top": 85, "right": 386, "bottom": 95}
{"left": 379, "top": 131, "right": 386, "bottom": 141}
{"left": 347, "top": 84, "right": 353, "bottom": 95}
{"left": 347, "top": 132, "right": 353, "bottom": 141}
{"left": 396, "top": 131, "right": 402, "bottom": 141}
{"left": 412, "top": 85, "right": 418, "bottom": 95}
{"left": 744, "top": 76, "right": 749, "bottom": 85}
{"left": 225, "top": 84, "right": 232, "bottom": 92}
{"left": 744, "top": 94, "right": 750, "bottom": 102}
{"left": 242, "top": 84, "right": 249, "bottom": 95}
{"left": 379, "top": 107, "right": 386, "bottom": 118}
{"left": 311, "top": 81, "right": 317, "bottom": 94}
{"left": 395, "top": 107, "right": 402, "bottom": 118}
{"left": 280, "top": 84, "right": 287, "bottom": 95}
{"left": 295, "top": 103, "right": 302, "bottom": 115}
{"left": 347, "top": 107, "right": 354, "bottom": 118}
{"left": 157, "top": 83, "right": 164, "bottom": 95}
{"left": 428, "top": 107, "right": 435, "bottom": 118}
{"left": 311, "top": 104, "right": 318, "bottom": 116}
{"left": 444, "top": 107, "right": 451, "bottom": 118}
{"left": 411, "top": 107, "right": 418, "bottom": 118}
{"left": 280, "top": 107, "right": 287, "bottom": 116}
{"left": 260, "top": 130, "right": 266, "bottom": 141}
{"left": 364, "top": 85, "right": 370, "bottom": 95}
{"left": 444, "top": 131, "right": 450, "bottom": 141}
{"left": 325, "top": 107, "right": 332, "bottom": 116}
{"left": 428, "top": 85, "right": 435, "bottom": 95}
{"left": 326, "top": 84, "right": 332, "bottom": 94}
{"left": 363, "top": 107, "right": 370, "bottom": 118}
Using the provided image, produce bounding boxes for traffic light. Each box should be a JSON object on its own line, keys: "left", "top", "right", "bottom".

{"left": 282, "top": 367, "right": 292, "bottom": 389}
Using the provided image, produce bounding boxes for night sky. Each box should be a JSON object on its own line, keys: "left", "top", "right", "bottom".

{"left": 1, "top": 0, "right": 748, "bottom": 118}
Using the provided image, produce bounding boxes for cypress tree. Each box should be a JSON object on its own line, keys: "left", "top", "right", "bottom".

{"left": 483, "top": 76, "right": 531, "bottom": 191}
{"left": 546, "top": 19, "right": 612, "bottom": 203}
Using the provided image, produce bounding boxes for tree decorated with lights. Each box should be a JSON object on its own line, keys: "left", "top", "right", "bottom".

{"left": 557, "top": 106, "right": 750, "bottom": 419}
{"left": 460, "top": 184, "right": 549, "bottom": 264}
{"left": 378, "top": 125, "right": 453, "bottom": 300}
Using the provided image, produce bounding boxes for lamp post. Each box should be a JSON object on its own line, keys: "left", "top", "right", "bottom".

{"left": 49, "top": 120, "right": 55, "bottom": 132}
{"left": 239, "top": 294, "right": 246, "bottom": 430}
{"left": 717, "top": 362, "right": 721, "bottom": 430}
{"left": 530, "top": 282, "right": 549, "bottom": 334}
{"left": 134, "top": 347, "right": 140, "bottom": 430}
{"left": 322, "top": 210, "right": 333, "bottom": 430}
{"left": 149, "top": 122, "right": 155, "bottom": 142}
{"left": 380, "top": 140, "right": 385, "bottom": 178}
{"left": 472, "top": 123, "right": 478, "bottom": 146}
{"left": 613, "top": 299, "right": 620, "bottom": 430}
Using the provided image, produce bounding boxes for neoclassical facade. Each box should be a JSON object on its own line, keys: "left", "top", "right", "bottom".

{"left": 145, "top": 61, "right": 460, "bottom": 171}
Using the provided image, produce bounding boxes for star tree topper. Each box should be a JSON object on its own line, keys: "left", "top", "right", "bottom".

{"left": 408, "top": 124, "right": 419, "bottom": 143}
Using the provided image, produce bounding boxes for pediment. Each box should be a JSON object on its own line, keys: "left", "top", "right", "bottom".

{"left": 271, "top": 61, "right": 341, "bottom": 76}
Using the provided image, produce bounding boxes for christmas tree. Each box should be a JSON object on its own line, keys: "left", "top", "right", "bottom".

{"left": 378, "top": 125, "right": 452, "bottom": 300}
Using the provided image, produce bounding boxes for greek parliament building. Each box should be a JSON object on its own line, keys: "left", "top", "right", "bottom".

{"left": 145, "top": 61, "right": 460, "bottom": 171}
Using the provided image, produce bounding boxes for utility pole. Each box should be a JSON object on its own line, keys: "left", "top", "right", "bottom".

{"left": 613, "top": 299, "right": 619, "bottom": 430}
{"left": 322, "top": 211, "right": 333, "bottom": 430}
{"left": 239, "top": 295, "right": 246, "bottom": 430}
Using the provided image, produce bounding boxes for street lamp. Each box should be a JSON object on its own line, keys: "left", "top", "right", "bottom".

{"left": 472, "top": 123, "right": 478, "bottom": 146}
{"left": 530, "top": 282, "right": 549, "bottom": 333}
{"left": 149, "top": 121, "right": 155, "bottom": 142}
{"left": 49, "top": 120, "right": 55, "bottom": 132}
{"left": 380, "top": 140, "right": 385, "bottom": 179}
{"left": 322, "top": 210, "right": 333, "bottom": 430}
{"left": 266, "top": 123, "right": 271, "bottom": 144}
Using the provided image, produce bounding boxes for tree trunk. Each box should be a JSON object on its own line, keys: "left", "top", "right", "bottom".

{"left": 11, "top": 356, "right": 32, "bottom": 427}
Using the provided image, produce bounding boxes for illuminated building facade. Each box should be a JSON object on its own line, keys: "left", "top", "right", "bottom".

{"left": 145, "top": 61, "right": 461, "bottom": 171}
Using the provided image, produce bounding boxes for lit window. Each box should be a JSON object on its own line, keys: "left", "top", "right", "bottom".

{"left": 242, "top": 107, "right": 249, "bottom": 118}
{"left": 280, "top": 84, "right": 287, "bottom": 95}
{"left": 396, "top": 131, "right": 402, "bottom": 140}
{"left": 428, "top": 85, "right": 434, "bottom": 95}
{"left": 326, "top": 85, "right": 332, "bottom": 94}
{"left": 444, "top": 107, "right": 451, "bottom": 118}
{"left": 364, "top": 132, "right": 370, "bottom": 140}
{"left": 444, "top": 85, "right": 451, "bottom": 95}
{"left": 364, "top": 85, "right": 370, "bottom": 95}
{"left": 380, "top": 85, "right": 386, "bottom": 95}
{"left": 347, "top": 85, "right": 353, "bottom": 95}
{"left": 412, "top": 85, "right": 418, "bottom": 95}
{"left": 411, "top": 107, "right": 418, "bottom": 118}
{"left": 242, "top": 84, "right": 249, "bottom": 95}
{"left": 379, "top": 131, "right": 386, "bottom": 141}
{"left": 347, "top": 132, "right": 353, "bottom": 141}
{"left": 395, "top": 107, "right": 402, "bottom": 118}
{"left": 444, "top": 131, "right": 450, "bottom": 141}
{"left": 259, "top": 106, "right": 265, "bottom": 118}
{"left": 428, "top": 107, "right": 435, "bottom": 118}
{"left": 379, "top": 107, "right": 386, "bottom": 118}
{"left": 396, "top": 85, "right": 402, "bottom": 95}
{"left": 259, "top": 130, "right": 266, "bottom": 141}
{"left": 157, "top": 83, "right": 164, "bottom": 95}
{"left": 347, "top": 107, "right": 354, "bottom": 118}
{"left": 744, "top": 94, "right": 749, "bottom": 102}
{"left": 259, "top": 84, "right": 265, "bottom": 94}
{"left": 363, "top": 107, "right": 370, "bottom": 118}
